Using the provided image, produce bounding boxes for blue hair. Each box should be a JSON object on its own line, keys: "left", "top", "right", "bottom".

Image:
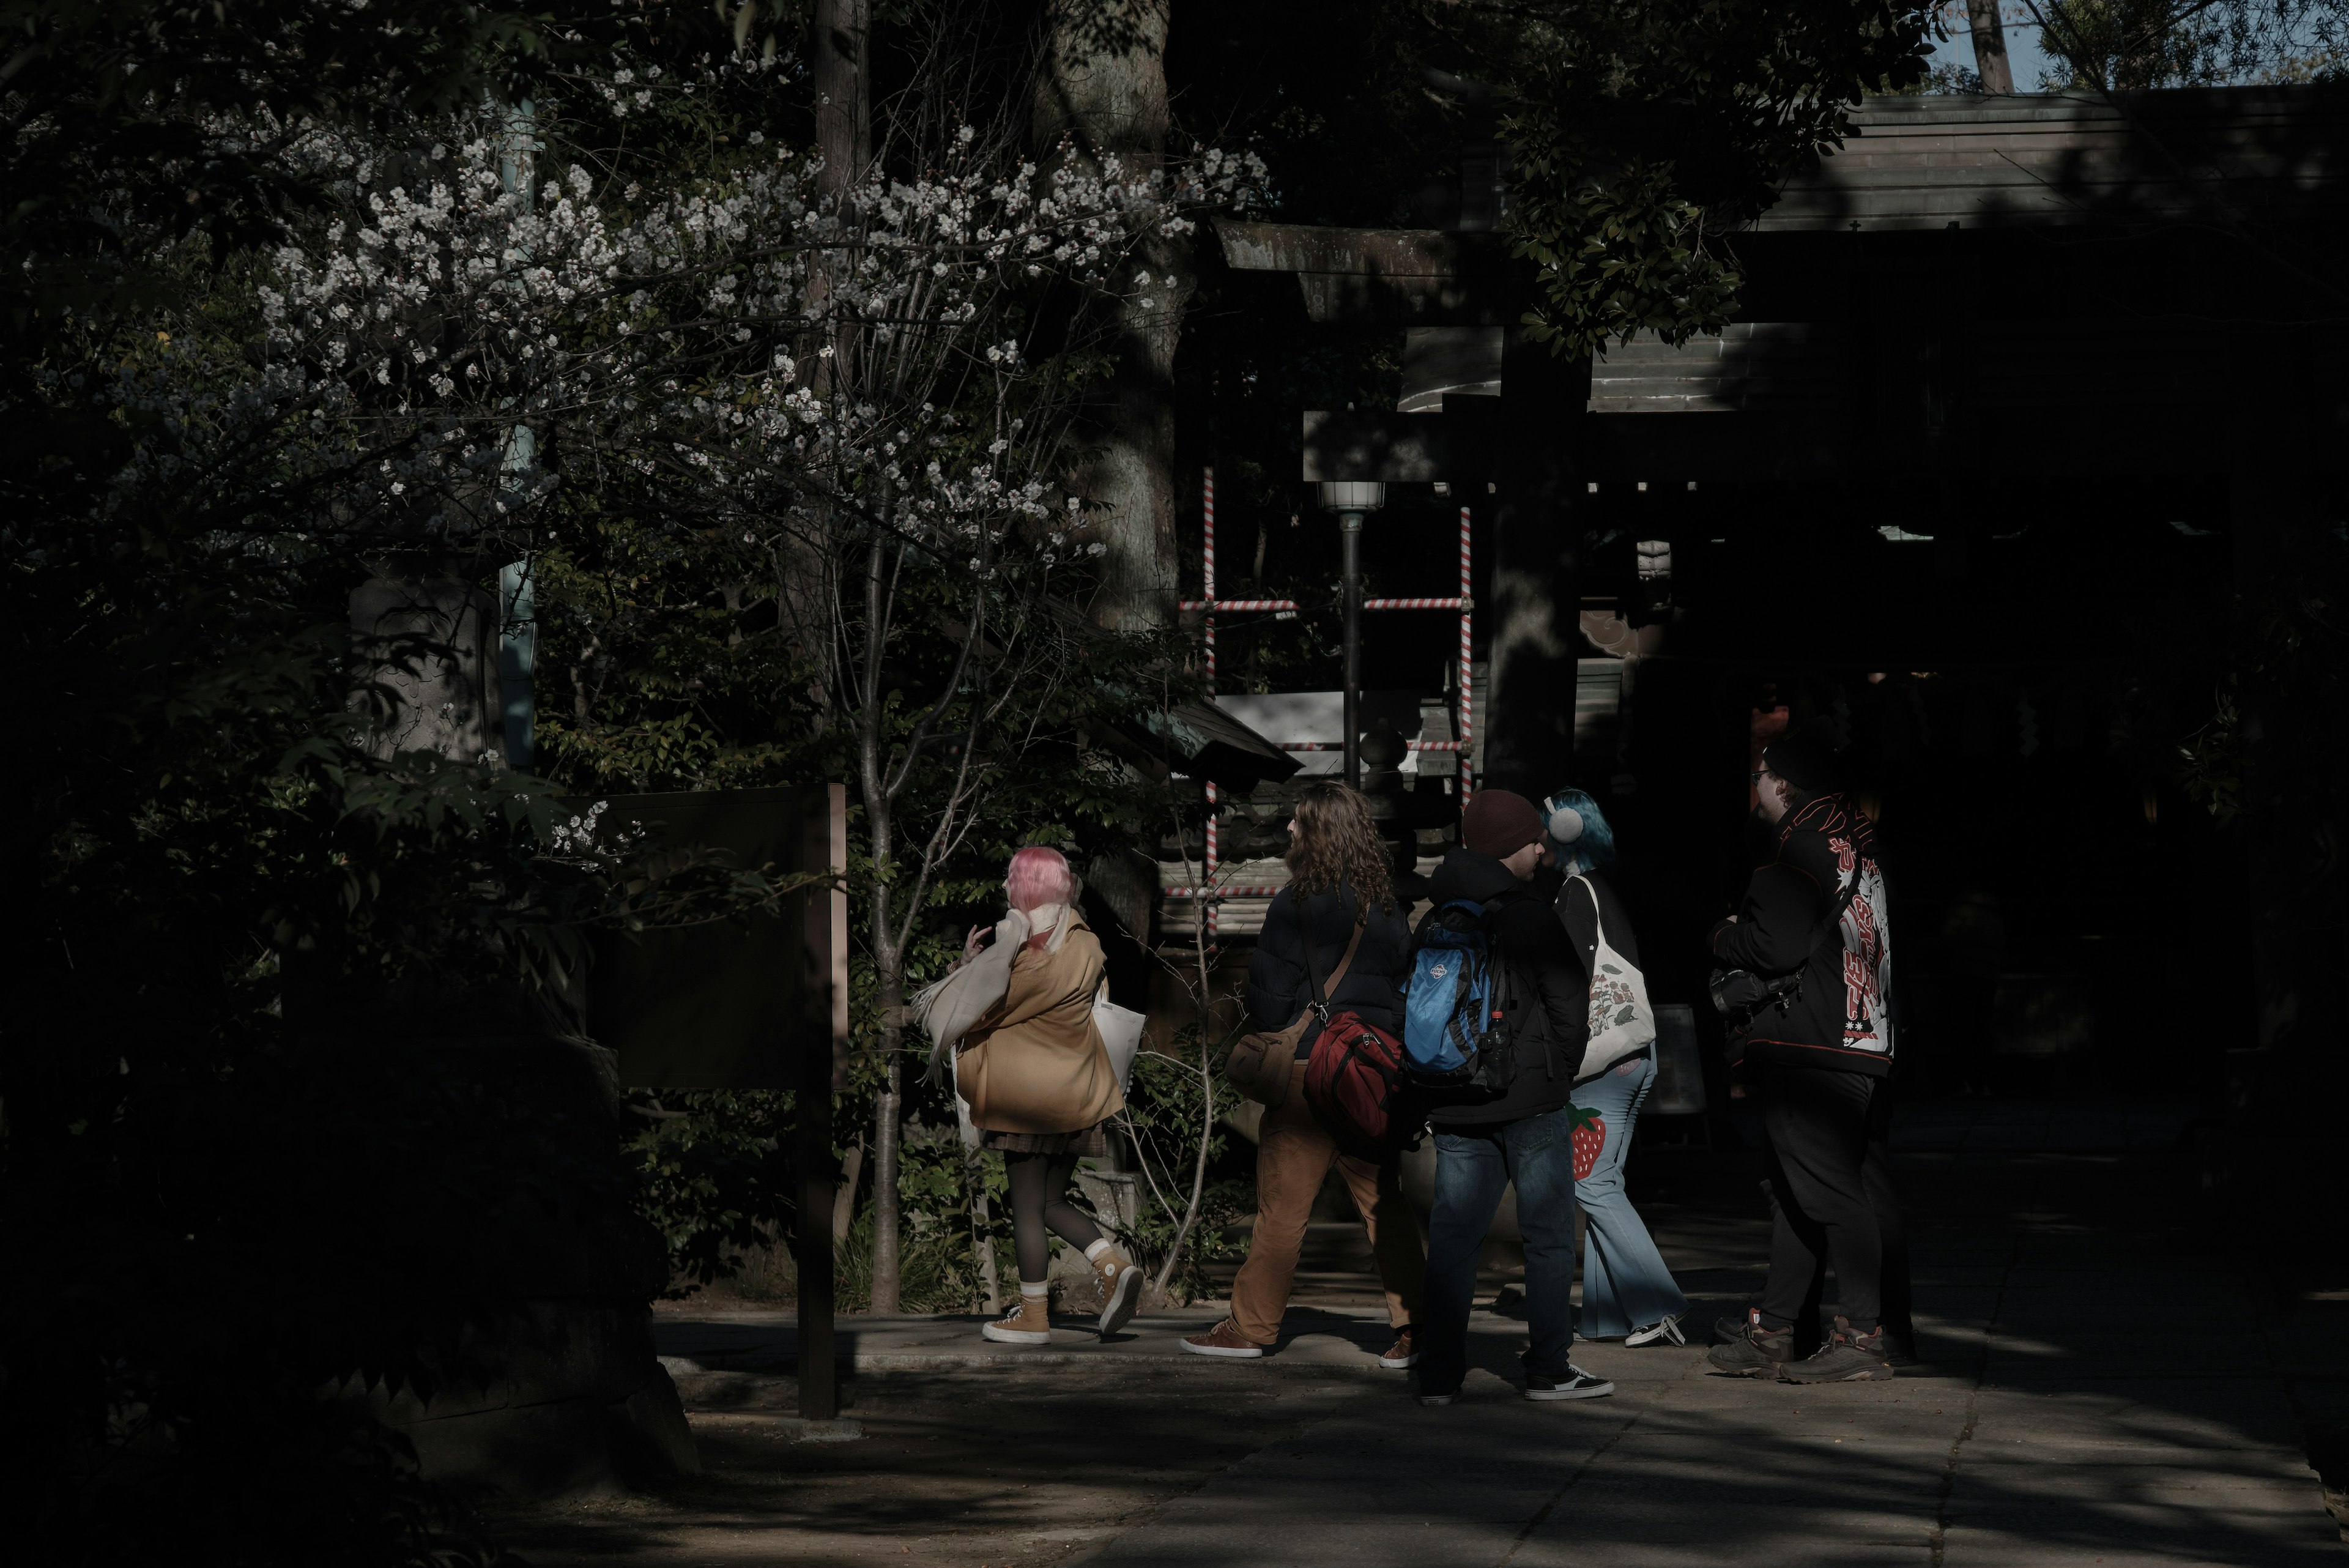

{"left": 1541, "top": 788, "right": 1617, "bottom": 872}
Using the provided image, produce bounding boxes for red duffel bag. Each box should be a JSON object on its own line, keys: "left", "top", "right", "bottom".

{"left": 1302, "top": 1009, "right": 1427, "bottom": 1161}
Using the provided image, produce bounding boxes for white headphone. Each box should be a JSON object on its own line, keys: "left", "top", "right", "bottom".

{"left": 1546, "top": 800, "right": 1586, "bottom": 845}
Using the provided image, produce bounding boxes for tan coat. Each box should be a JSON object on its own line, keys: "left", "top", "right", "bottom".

{"left": 958, "top": 918, "right": 1124, "bottom": 1134}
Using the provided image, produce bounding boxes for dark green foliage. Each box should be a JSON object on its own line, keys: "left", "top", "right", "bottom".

{"left": 1502, "top": 0, "right": 1936, "bottom": 358}
{"left": 0, "top": 5, "right": 806, "bottom": 1561}
{"left": 624, "top": 1090, "right": 798, "bottom": 1291}
{"left": 1110, "top": 1011, "right": 1253, "bottom": 1301}
{"left": 834, "top": 1117, "right": 1013, "bottom": 1312}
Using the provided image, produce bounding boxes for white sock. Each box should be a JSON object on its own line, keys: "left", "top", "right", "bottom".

{"left": 1020, "top": 1280, "right": 1049, "bottom": 1299}
{"left": 1084, "top": 1238, "right": 1114, "bottom": 1263}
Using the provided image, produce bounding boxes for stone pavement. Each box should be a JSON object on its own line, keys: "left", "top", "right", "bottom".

{"left": 651, "top": 1102, "right": 2346, "bottom": 1566}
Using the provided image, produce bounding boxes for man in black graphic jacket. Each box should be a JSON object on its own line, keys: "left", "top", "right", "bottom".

{"left": 1706, "top": 727, "right": 1913, "bottom": 1383}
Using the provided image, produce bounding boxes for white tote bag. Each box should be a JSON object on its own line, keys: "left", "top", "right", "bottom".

{"left": 1093, "top": 982, "right": 1146, "bottom": 1096}
{"left": 1572, "top": 875, "right": 1657, "bottom": 1082}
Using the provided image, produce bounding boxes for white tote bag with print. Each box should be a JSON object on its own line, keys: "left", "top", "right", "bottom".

{"left": 1571, "top": 875, "right": 1657, "bottom": 1082}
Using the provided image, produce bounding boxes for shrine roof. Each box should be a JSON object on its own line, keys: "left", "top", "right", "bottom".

{"left": 1758, "top": 84, "right": 2349, "bottom": 230}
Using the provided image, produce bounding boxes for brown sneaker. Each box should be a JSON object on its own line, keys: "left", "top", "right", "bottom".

{"left": 981, "top": 1292, "right": 1051, "bottom": 1345}
{"left": 1094, "top": 1247, "right": 1143, "bottom": 1339}
{"left": 1179, "top": 1318, "right": 1271, "bottom": 1359}
{"left": 1378, "top": 1327, "right": 1419, "bottom": 1369}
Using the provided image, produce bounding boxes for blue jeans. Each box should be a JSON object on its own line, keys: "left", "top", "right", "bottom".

{"left": 1419, "top": 1107, "right": 1578, "bottom": 1394}
{"left": 1572, "top": 1052, "right": 1689, "bottom": 1338}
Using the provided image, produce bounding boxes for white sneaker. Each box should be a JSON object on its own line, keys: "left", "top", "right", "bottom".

{"left": 1625, "top": 1312, "right": 1687, "bottom": 1348}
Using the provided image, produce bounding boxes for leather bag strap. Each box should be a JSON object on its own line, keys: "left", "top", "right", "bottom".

{"left": 1305, "top": 894, "right": 1370, "bottom": 1017}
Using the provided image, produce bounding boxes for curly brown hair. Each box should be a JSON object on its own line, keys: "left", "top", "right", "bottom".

{"left": 1283, "top": 780, "right": 1396, "bottom": 913}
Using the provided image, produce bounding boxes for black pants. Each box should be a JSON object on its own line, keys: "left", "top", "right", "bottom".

{"left": 1004, "top": 1151, "right": 1101, "bottom": 1284}
{"left": 1757, "top": 1066, "right": 1910, "bottom": 1337}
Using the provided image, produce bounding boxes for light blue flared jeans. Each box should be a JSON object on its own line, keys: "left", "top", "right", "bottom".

{"left": 1574, "top": 1051, "right": 1689, "bottom": 1339}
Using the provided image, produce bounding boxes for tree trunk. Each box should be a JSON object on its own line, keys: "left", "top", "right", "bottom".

{"left": 812, "top": 0, "right": 871, "bottom": 187}
{"left": 863, "top": 785, "right": 906, "bottom": 1313}
{"left": 1966, "top": 0, "right": 2016, "bottom": 94}
{"left": 968, "top": 1145, "right": 1003, "bottom": 1314}
{"left": 781, "top": 0, "right": 872, "bottom": 708}
{"left": 1149, "top": 893, "right": 1217, "bottom": 1297}
{"left": 869, "top": 1046, "right": 904, "bottom": 1312}
{"left": 1482, "top": 332, "right": 1587, "bottom": 793}
{"left": 829, "top": 1133, "right": 866, "bottom": 1243}
{"left": 1035, "top": 0, "right": 1184, "bottom": 631}
{"left": 856, "top": 526, "right": 906, "bottom": 1314}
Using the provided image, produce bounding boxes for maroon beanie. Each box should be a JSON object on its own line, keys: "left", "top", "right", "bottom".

{"left": 1462, "top": 789, "right": 1545, "bottom": 860}
{"left": 1762, "top": 725, "right": 1841, "bottom": 793}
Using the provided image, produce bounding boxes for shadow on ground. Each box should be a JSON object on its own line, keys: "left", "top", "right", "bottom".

{"left": 499, "top": 1101, "right": 2348, "bottom": 1567}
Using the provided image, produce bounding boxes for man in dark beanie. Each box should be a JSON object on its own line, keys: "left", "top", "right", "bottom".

{"left": 1707, "top": 723, "right": 1912, "bottom": 1382}
{"left": 1460, "top": 787, "right": 1548, "bottom": 861}
{"left": 1414, "top": 790, "right": 1614, "bottom": 1406}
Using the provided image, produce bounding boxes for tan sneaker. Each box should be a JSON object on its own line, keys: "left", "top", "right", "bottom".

{"left": 1378, "top": 1326, "right": 1419, "bottom": 1369}
{"left": 1179, "top": 1318, "right": 1271, "bottom": 1359}
{"left": 1094, "top": 1248, "right": 1143, "bottom": 1339}
{"left": 981, "top": 1293, "right": 1051, "bottom": 1345}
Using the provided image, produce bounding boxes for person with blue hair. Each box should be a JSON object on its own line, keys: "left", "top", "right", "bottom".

{"left": 1542, "top": 789, "right": 1690, "bottom": 1348}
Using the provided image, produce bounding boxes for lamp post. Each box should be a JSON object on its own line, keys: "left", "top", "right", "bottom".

{"left": 1317, "top": 481, "right": 1386, "bottom": 787}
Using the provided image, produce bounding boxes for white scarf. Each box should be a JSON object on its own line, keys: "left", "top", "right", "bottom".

{"left": 912, "top": 902, "right": 1072, "bottom": 1084}
{"left": 1019, "top": 901, "right": 1074, "bottom": 954}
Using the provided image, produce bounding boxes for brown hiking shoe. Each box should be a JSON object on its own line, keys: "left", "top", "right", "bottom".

{"left": 1378, "top": 1328, "right": 1419, "bottom": 1369}
{"left": 981, "top": 1293, "right": 1051, "bottom": 1345}
{"left": 1094, "top": 1248, "right": 1143, "bottom": 1339}
{"left": 1779, "top": 1315, "right": 1894, "bottom": 1383}
{"left": 1706, "top": 1307, "right": 1798, "bottom": 1378}
{"left": 1179, "top": 1318, "right": 1271, "bottom": 1359}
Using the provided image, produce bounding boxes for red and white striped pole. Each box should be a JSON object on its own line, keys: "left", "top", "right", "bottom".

{"left": 1202, "top": 467, "right": 1218, "bottom": 945}
{"left": 1458, "top": 505, "right": 1474, "bottom": 804}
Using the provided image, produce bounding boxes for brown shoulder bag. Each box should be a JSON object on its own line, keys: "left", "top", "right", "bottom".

{"left": 1223, "top": 912, "right": 1367, "bottom": 1108}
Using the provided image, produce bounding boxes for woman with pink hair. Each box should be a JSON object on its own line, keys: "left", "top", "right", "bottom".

{"left": 951, "top": 845, "right": 1141, "bottom": 1343}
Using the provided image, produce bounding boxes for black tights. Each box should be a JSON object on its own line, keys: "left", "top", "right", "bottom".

{"left": 1004, "top": 1151, "right": 1102, "bottom": 1284}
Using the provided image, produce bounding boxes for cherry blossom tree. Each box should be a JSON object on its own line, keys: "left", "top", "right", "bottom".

{"left": 158, "top": 46, "right": 1263, "bottom": 1307}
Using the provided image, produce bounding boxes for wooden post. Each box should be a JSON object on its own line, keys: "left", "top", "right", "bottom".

{"left": 795, "top": 784, "right": 849, "bottom": 1420}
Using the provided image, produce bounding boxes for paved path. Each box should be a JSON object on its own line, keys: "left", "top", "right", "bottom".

{"left": 652, "top": 1104, "right": 2345, "bottom": 1566}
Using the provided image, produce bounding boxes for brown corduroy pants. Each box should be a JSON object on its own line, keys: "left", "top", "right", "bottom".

{"left": 1228, "top": 1061, "right": 1425, "bottom": 1346}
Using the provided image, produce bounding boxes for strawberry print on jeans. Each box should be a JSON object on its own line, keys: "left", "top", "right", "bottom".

{"left": 1568, "top": 1104, "right": 1607, "bottom": 1181}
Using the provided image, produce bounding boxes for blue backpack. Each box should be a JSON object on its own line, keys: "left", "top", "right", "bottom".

{"left": 1401, "top": 899, "right": 1518, "bottom": 1103}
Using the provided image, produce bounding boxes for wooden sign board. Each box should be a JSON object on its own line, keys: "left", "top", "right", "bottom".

{"left": 582, "top": 784, "right": 848, "bottom": 1091}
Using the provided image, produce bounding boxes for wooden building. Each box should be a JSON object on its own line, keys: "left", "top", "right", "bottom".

{"left": 1206, "top": 87, "right": 2347, "bottom": 1171}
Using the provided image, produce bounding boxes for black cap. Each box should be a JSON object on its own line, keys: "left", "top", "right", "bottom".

{"left": 1762, "top": 725, "right": 1841, "bottom": 793}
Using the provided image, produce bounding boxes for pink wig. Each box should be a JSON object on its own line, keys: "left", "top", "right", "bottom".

{"left": 1004, "top": 845, "right": 1074, "bottom": 913}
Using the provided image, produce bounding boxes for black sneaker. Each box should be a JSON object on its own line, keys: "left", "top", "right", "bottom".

{"left": 1778, "top": 1315, "right": 1895, "bottom": 1383}
{"left": 1706, "top": 1308, "right": 1798, "bottom": 1378}
{"left": 1523, "top": 1365, "right": 1615, "bottom": 1400}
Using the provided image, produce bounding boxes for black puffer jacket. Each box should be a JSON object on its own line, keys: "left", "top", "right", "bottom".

{"left": 1420, "top": 850, "right": 1587, "bottom": 1129}
{"left": 1247, "top": 882, "right": 1411, "bottom": 1052}
{"left": 1709, "top": 792, "right": 1896, "bottom": 1077}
